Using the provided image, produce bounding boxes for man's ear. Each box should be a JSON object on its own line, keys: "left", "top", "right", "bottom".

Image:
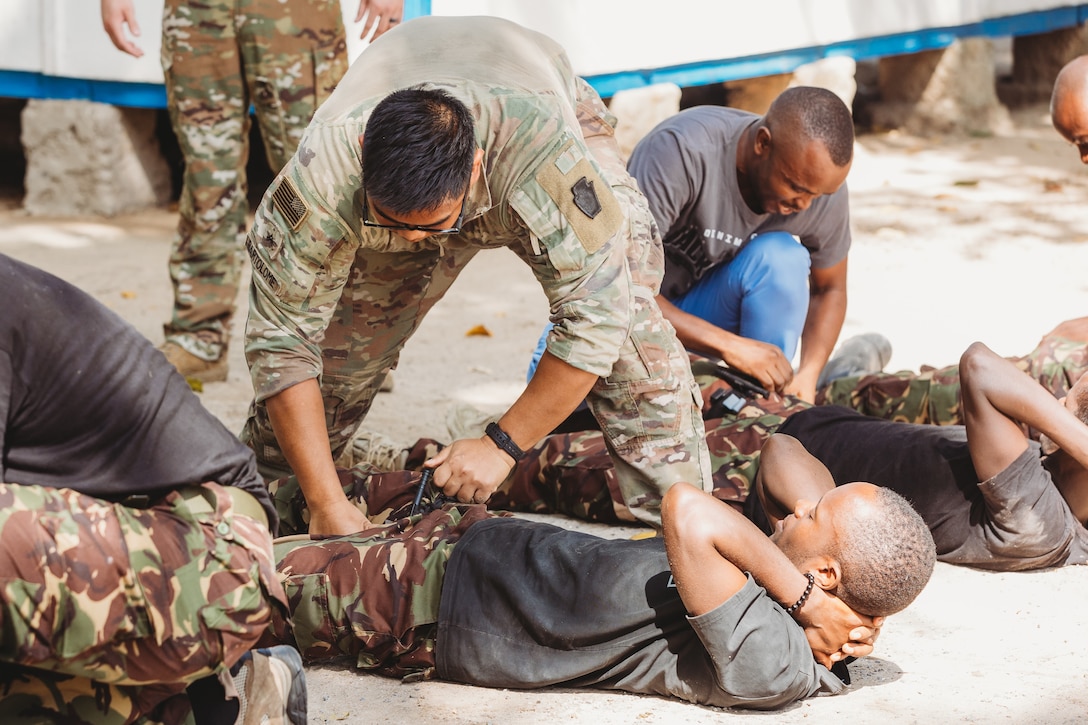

{"left": 807, "top": 555, "right": 842, "bottom": 591}
{"left": 469, "top": 148, "right": 485, "bottom": 184}
{"left": 753, "top": 125, "right": 772, "bottom": 158}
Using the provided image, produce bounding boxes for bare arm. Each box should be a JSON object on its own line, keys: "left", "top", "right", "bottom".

{"left": 662, "top": 482, "right": 875, "bottom": 668}
{"left": 656, "top": 293, "right": 794, "bottom": 393}
{"left": 960, "top": 341, "right": 1088, "bottom": 520}
{"left": 428, "top": 351, "right": 597, "bottom": 503}
{"left": 784, "top": 259, "right": 848, "bottom": 403}
{"left": 266, "top": 379, "right": 373, "bottom": 536}
{"left": 755, "top": 434, "right": 836, "bottom": 530}
{"left": 100, "top": 0, "right": 143, "bottom": 57}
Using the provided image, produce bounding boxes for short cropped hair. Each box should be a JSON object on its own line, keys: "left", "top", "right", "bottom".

{"left": 835, "top": 487, "right": 936, "bottom": 616}
{"left": 766, "top": 86, "right": 855, "bottom": 167}
{"left": 362, "top": 86, "right": 476, "bottom": 215}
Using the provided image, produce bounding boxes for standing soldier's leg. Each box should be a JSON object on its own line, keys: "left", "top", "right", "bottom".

{"left": 241, "top": 0, "right": 347, "bottom": 172}
{"left": 160, "top": 0, "right": 250, "bottom": 379}
{"left": 574, "top": 80, "right": 711, "bottom": 526}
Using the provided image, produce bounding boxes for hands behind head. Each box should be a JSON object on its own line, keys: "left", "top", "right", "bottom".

{"left": 795, "top": 585, "right": 883, "bottom": 668}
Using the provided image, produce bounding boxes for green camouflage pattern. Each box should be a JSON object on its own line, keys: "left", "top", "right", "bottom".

{"left": 161, "top": 0, "right": 347, "bottom": 360}
{"left": 264, "top": 484, "right": 500, "bottom": 680}
{"left": 818, "top": 336, "right": 1088, "bottom": 429}
{"left": 242, "top": 17, "right": 709, "bottom": 527}
{"left": 489, "top": 383, "right": 810, "bottom": 523}
{"left": 0, "top": 482, "right": 286, "bottom": 723}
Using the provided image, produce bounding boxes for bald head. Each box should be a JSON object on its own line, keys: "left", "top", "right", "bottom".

{"left": 1051, "top": 55, "right": 1088, "bottom": 164}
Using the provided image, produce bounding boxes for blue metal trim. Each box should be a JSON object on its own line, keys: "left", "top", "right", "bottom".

{"left": 0, "top": 70, "right": 166, "bottom": 108}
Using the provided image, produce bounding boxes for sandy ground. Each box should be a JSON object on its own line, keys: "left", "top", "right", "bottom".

{"left": 3, "top": 104, "right": 1088, "bottom": 723}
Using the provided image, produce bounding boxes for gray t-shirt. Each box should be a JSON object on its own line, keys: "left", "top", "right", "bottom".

{"left": 627, "top": 106, "right": 851, "bottom": 299}
{"left": 437, "top": 518, "right": 845, "bottom": 710}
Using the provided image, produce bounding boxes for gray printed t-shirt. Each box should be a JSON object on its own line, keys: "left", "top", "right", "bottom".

{"left": 437, "top": 518, "right": 845, "bottom": 709}
{"left": 628, "top": 106, "right": 851, "bottom": 298}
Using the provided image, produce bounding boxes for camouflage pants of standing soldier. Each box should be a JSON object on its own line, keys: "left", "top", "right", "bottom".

{"left": 161, "top": 0, "right": 347, "bottom": 361}
{"left": 0, "top": 482, "right": 286, "bottom": 724}
{"left": 244, "top": 78, "right": 710, "bottom": 527}
{"left": 262, "top": 480, "right": 500, "bottom": 680}
{"left": 818, "top": 335, "right": 1088, "bottom": 428}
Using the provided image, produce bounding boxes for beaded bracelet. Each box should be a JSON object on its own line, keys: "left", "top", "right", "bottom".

{"left": 485, "top": 422, "right": 527, "bottom": 462}
{"left": 785, "top": 572, "right": 815, "bottom": 616}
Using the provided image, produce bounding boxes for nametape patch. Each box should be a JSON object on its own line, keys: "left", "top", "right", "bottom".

{"left": 271, "top": 176, "right": 309, "bottom": 231}
{"left": 536, "top": 141, "right": 622, "bottom": 254}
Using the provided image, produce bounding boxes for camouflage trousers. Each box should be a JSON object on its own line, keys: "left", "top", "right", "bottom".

{"left": 262, "top": 475, "right": 500, "bottom": 681}
{"left": 0, "top": 482, "right": 287, "bottom": 724}
{"left": 162, "top": 0, "right": 347, "bottom": 360}
{"left": 818, "top": 335, "right": 1088, "bottom": 427}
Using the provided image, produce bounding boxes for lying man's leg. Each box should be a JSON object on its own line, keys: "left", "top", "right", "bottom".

{"left": 817, "top": 334, "right": 1088, "bottom": 427}
{"left": 264, "top": 504, "right": 498, "bottom": 679}
{"left": 0, "top": 482, "right": 286, "bottom": 722}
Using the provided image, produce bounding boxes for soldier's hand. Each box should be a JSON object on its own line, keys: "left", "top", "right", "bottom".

{"left": 355, "top": 0, "right": 404, "bottom": 41}
{"left": 721, "top": 337, "right": 793, "bottom": 393}
{"left": 307, "top": 498, "right": 374, "bottom": 537}
{"left": 426, "top": 436, "right": 513, "bottom": 505}
{"left": 101, "top": 0, "right": 144, "bottom": 58}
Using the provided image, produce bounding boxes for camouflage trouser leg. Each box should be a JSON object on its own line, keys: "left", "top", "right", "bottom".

{"left": 0, "top": 482, "right": 286, "bottom": 724}
{"left": 244, "top": 245, "right": 480, "bottom": 480}
{"left": 267, "top": 504, "right": 498, "bottom": 680}
{"left": 161, "top": 0, "right": 346, "bottom": 360}
{"left": 574, "top": 85, "right": 711, "bottom": 526}
{"left": 490, "top": 390, "right": 810, "bottom": 523}
{"left": 817, "top": 336, "right": 1088, "bottom": 427}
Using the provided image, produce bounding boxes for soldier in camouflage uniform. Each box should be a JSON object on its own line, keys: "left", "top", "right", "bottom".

{"left": 102, "top": 0, "right": 349, "bottom": 382}
{"left": 241, "top": 15, "right": 711, "bottom": 535}
{"left": 819, "top": 317, "right": 1088, "bottom": 429}
{"left": 0, "top": 255, "right": 296, "bottom": 723}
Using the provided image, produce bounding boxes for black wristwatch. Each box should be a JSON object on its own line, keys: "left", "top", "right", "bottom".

{"left": 485, "top": 422, "right": 527, "bottom": 462}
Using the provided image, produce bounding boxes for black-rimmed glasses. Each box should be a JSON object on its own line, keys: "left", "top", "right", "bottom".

{"left": 362, "top": 190, "right": 467, "bottom": 235}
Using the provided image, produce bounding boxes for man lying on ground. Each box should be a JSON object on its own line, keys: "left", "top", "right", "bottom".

{"left": 264, "top": 460, "right": 934, "bottom": 710}
{"left": 0, "top": 254, "right": 299, "bottom": 724}
{"left": 818, "top": 317, "right": 1088, "bottom": 428}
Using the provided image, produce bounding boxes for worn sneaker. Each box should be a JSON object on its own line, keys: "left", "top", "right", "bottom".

{"left": 231, "top": 645, "right": 307, "bottom": 725}
{"left": 816, "top": 333, "right": 893, "bottom": 389}
{"left": 160, "top": 341, "right": 228, "bottom": 383}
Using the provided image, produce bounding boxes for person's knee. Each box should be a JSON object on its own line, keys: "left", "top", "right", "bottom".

{"left": 736, "top": 232, "right": 811, "bottom": 282}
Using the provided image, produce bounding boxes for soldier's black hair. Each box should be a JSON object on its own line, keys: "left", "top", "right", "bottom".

{"left": 766, "top": 86, "right": 855, "bottom": 167}
{"left": 362, "top": 86, "right": 476, "bottom": 215}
